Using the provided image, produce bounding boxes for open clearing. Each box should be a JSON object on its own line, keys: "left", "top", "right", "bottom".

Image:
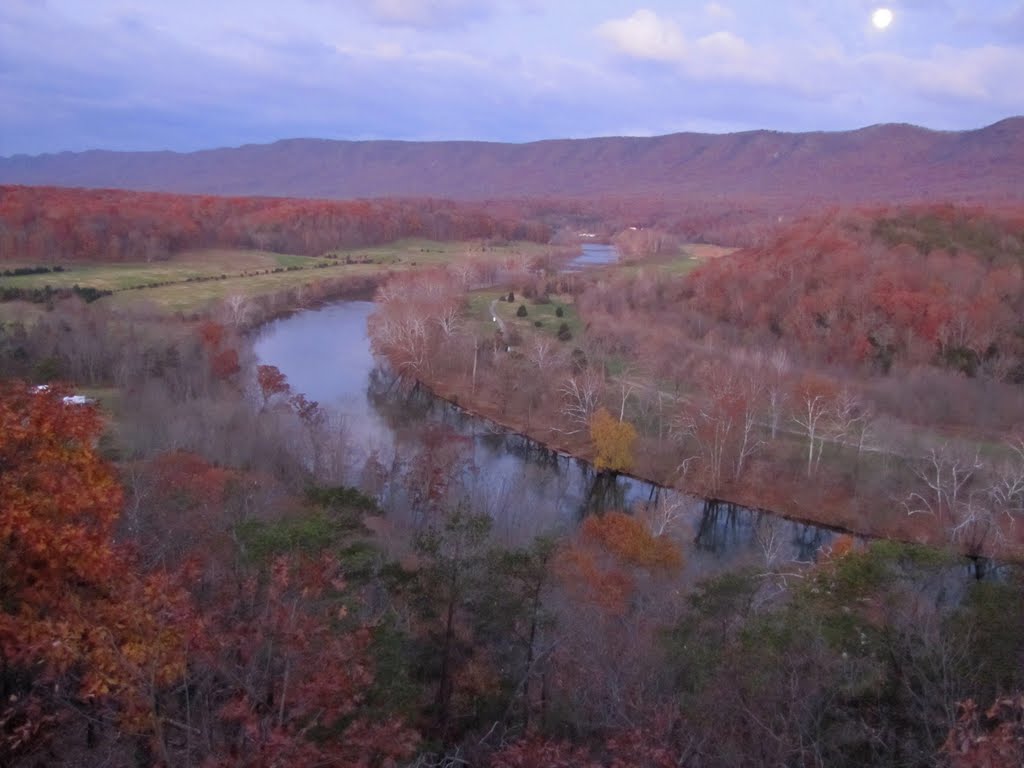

{"left": 0, "top": 250, "right": 332, "bottom": 292}
{"left": 2, "top": 239, "right": 553, "bottom": 313}
{"left": 614, "top": 244, "right": 733, "bottom": 278}
{"left": 685, "top": 244, "right": 738, "bottom": 260}
{"left": 468, "top": 289, "right": 583, "bottom": 345}
{"left": 329, "top": 238, "right": 553, "bottom": 266}
{"left": 105, "top": 263, "right": 382, "bottom": 312}
{"left": 0, "top": 301, "right": 46, "bottom": 326}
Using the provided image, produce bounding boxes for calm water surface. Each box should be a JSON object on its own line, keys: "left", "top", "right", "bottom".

{"left": 565, "top": 243, "right": 619, "bottom": 270}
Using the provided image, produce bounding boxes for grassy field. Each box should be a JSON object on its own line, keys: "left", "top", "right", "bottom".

{"left": 468, "top": 288, "right": 584, "bottom": 345}
{"left": 614, "top": 244, "right": 735, "bottom": 278}
{"left": 685, "top": 244, "right": 738, "bottom": 260}
{"left": 0, "top": 301, "right": 47, "bottom": 326}
{"left": 105, "top": 263, "right": 382, "bottom": 312}
{"left": 330, "top": 238, "right": 552, "bottom": 266}
{"left": 0, "top": 250, "right": 333, "bottom": 292}
{"left": 1, "top": 240, "right": 554, "bottom": 313}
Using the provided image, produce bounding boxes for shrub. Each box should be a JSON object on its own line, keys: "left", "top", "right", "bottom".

{"left": 516, "top": 304, "right": 528, "bottom": 318}
{"left": 558, "top": 322, "right": 573, "bottom": 342}
{"left": 507, "top": 291, "right": 515, "bottom": 302}
{"left": 571, "top": 348, "right": 587, "bottom": 371}
{"left": 555, "top": 306, "right": 564, "bottom": 318}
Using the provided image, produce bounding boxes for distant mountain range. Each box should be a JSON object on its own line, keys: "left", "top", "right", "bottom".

{"left": 1, "top": 118, "right": 1022, "bottom": 203}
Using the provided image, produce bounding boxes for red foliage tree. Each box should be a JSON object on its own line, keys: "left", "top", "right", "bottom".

{"left": 0, "top": 382, "right": 195, "bottom": 761}
{"left": 257, "top": 364, "right": 290, "bottom": 408}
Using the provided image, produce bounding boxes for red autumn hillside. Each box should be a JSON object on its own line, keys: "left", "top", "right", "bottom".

{"left": 0, "top": 185, "right": 550, "bottom": 263}
{"left": 685, "top": 205, "right": 1024, "bottom": 377}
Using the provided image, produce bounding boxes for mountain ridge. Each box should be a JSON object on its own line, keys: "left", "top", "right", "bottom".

{"left": 2, "top": 118, "right": 1021, "bottom": 202}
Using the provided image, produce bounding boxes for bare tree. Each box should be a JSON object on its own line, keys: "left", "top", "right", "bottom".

{"left": 527, "top": 335, "right": 557, "bottom": 372}
{"left": 642, "top": 492, "right": 690, "bottom": 537}
{"left": 734, "top": 373, "right": 763, "bottom": 480}
{"left": 369, "top": 308, "right": 431, "bottom": 378}
{"left": 223, "top": 294, "right": 251, "bottom": 327}
{"left": 765, "top": 348, "right": 791, "bottom": 440}
{"left": 448, "top": 255, "right": 481, "bottom": 290}
{"left": 558, "top": 369, "right": 604, "bottom": 435}
{"left": 988, "top": 438, "right": 1024, "bottom": 519}
{"left": 436, "top": 299, "right": 461, "bottom": 339}
{"left": 831, "top": 387, "right": 874, "bottom": 456}
{"left": 673, "top": 362, "right": 762, "bottom": 492}
{"left": 791, "top": 375, "right": 837, "bottom": 477}
{"left": 611, "top": 364, "right": 642, "bottom": 423}
{"left": 903, "top": 443, "right": 1004, "bottom": 552}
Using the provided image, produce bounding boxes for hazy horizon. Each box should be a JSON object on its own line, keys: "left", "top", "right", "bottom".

{"left": 3, "top": 114, "right": 1021, "bottom": 160}
{"left": 3, "top": 1, "right": 1023, "bottom": 156}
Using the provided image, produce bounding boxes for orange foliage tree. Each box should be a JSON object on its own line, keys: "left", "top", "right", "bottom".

{"left": 590, "top": 407, "right": 637, "bottom": 474}
{"left": 0, "top": 382, "right": 195, "bottom": 761}
{"left": 944, "top": 697, "right": 1024, "bottom": 768}
{"left": 553, "top": 512, "right": 682, "bottom": 729}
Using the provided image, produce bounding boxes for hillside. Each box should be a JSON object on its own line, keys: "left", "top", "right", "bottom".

{"left": 685, "top": 205, "right": 1024, "bottom": 377}
{"left": 0, "top": 186, "right": 549, "bottom": 263}
{"left": 1, "top": 119, "right": 1022, "bottom": 203}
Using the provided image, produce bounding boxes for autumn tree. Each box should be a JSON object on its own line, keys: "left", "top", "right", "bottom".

{"left": 369, "top": 269, "right": 463, "bottom": 381}
{"left": 590, "top": 407, "right": 637, "bottom": 474}
{"left": 256, "top": 363, "right": 291, "bottom": 409}
{"left": 199, "top": 551, "right": 419, "bottom": 767}
{"left": 553, "top": 512, "right": 682, "bottom": 731}
{"left": 0, "top": 382, "right": 194, "bottom": 763}
{"left": 674, "top": 361, "right": 762, "bottom": 492}
{"left": 944, "top": 697, "right": 1024, "bottom": 768}
{"left": 198, "top": 320, "right": 241, "bottom": 382}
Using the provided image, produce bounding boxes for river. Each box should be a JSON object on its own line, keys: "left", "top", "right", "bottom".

{"left": 253, "top": 243, "right": 836, "bottom": 579}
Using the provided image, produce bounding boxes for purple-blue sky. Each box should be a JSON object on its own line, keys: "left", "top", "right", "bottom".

{"left": 2, "top": 0, "right": 1022, "bottom": 155}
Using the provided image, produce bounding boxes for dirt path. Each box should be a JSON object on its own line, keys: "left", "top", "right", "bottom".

{"left": 488, "top": 298, "right": 507, "bottom": 336}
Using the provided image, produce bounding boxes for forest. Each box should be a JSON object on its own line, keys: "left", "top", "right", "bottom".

{"left": 1, "top": 188, "right": 1024, "bottom": 767}
{"left": 0, "top": 186, "right": 551, "bottom": 263}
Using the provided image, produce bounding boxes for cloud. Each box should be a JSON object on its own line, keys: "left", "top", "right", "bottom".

{"left": 596, "top": 9, "right": 685, "bottom": 62}
{"left": 352, "top": 0, "right": 494, "bottom": 28}
{"left": 704, "top": 3, "right": 735, "bottom": 22}
{"left": 595, "top": 11, "right": 788, "bottom": 87}
{"left": 864, "top": 44, "right": 1024, "bottom": 103}
{"left": 691, "top": 31, "right": 764, "bottom": 79}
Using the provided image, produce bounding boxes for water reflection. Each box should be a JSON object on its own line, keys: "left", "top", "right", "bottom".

{"left": 564, "top": 243, "right": 619, "bottom": 271}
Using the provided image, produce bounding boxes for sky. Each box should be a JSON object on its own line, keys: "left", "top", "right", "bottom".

{"left": 2, "top": 0, "right": 1023, "bottom": 155}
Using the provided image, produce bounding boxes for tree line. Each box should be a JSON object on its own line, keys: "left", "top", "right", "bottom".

{"left": 0, "top": 185, "right": 552, "bottom": 263}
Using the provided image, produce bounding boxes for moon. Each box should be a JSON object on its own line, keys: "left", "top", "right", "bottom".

{"left": 871, "top": 8, "right": 894, "bottom": 29}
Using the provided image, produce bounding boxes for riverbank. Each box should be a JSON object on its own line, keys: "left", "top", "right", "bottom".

{"left": 420, "top": 378, "right": 858, "bottom": 533}
{"left": 412, "top": 370, "right": 1024, "bottom": 562}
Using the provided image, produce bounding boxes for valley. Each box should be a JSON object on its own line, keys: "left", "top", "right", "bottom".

{"left": 2, "top": 130, "right": 1023, "bottom": 767}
